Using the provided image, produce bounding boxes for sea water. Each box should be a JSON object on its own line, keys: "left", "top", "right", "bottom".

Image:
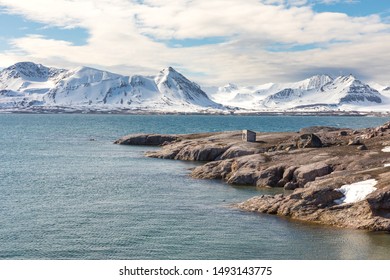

{"left": 0, "top": 114, "right": 389, "bottom": 259}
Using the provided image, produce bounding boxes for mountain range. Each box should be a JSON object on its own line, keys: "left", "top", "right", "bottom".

{"left": 0, "top": 62, "right": 389, "bottom": 113}
{"left": 206, "top": 74, "right": 389, "bottom": 112}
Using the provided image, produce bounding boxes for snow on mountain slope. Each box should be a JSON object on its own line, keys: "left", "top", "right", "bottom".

{"left": 0, "top": 62, "right": 388, "bottom": 113}
{"left": 154, "top": 67, "right": 221, "bottom": 108}
{"left": 323, "top": 75, "right": 381, "bottom": 104}
{"left": 45, "top": 66, "right": 132, "bottom": 106}
{"left": 0, "top": 62, "right": 67, "bottom": 108}
{"left": 264, "top": 74, "right": 382, "bottom": 109}
{"left": 0, "top": 62, "right": 65, "bottom": 93}
{"left": 0, "top": 62, "right": 223, "bottom": 112}
{"left": 209, "top": 75, "right": 334, "bottom": 109}
{"left": 370, "top": 82, "right": 390, "bottom": 98}
{"left": 288, "top": 75, "right": 333, "bottom": 91}
{"left": 383, "top": 87, "right": 390, "bottom": 97}
{"left": 208, "top": 74, "right": 386, "bottom": 112}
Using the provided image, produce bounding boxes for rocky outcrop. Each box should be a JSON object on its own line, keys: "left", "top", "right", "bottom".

{"left": 114, "top": 133, "right": 178, "bottom": 145}
{"left": 191, "top": 156, "right": 334, "bottom": 190}
{"left": 235, "top": 122, "right": 390, "bottom": 231}
{"left": 145, "top": 131, "right": 267, "bottom": 161}
{"left": 115, "top": 121, "right": 390, "bottom": 231}
{"left": 237, "top": 172, "right": 390, "bottom": 231}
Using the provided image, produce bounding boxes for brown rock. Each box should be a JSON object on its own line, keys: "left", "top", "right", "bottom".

{"left": 282, "top": 166, "right": 298, "bottom": 182}
{"left": 293, "top": 162, "right": 333, "bottom": 187}
{"left": 366, "top": 186, "right": 390, "bottom": 217}
{"left": 255, "top": 165, "right": 285, "bottom": 188}
{"left": 348, "top": 138, "right": 362, "bottom": 146}
{"left": 191, "top": 159, "right": 233, "bottom": 180}
{"left": 237, "top": 178, "right": 390, "bottom": 231}
{"left": 217, "top": 145, "right": 262, "bottom": 160}
{"left": 114, "top": 134, "right": 178, "bottom": 145}
{"left": 296, "top": 133, "right": 323, "bottom": 148}
{"left": 117, "top": 122, "right": 390, "bottom": 231}
{"left": 284, "top": 182, "right": 298, "bottom": 190}
{"left": 174, "top": 144, "right": 228, "bottom": 161}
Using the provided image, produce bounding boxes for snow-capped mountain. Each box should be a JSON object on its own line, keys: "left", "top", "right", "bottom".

{"left": 369, "top": 82, "right": 390, "bottom": 96}
{"left": 0, "top": 62, "right": 388, "bottom": 113}
{"left": 0, "top": 62, "right": 223, "bottom": 112}
{"left": 208, "top": 74, "right": 386, "bottom": 112}
{"left": 0, "top": 62, "right": 64, "bottom": 95}
{"left": 263, "top": 74, "right": 381, "bottom": 108}
{"left": 0, "top": 62, "right": 66, "bottom": 84}
{"left": 154, "top": 67, "right": 217, "bottom": 107}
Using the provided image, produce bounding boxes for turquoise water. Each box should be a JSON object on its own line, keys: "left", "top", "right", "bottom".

{"left": 0, "top": 114, "right": 389, "bottom": 259}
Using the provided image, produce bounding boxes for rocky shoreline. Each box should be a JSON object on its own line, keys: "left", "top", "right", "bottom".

{"left": 115, "top": 122, "right": 390, "bottom": 231}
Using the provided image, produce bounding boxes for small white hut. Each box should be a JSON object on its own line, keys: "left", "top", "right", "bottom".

{"left": 242, "top": 129, "right": 256, "bottom": 142}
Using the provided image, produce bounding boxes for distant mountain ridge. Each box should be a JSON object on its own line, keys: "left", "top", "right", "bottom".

{"left": 209, "top": 74, "right": 387, "bottom": 112}
{"left": 0, "top": 62, "right": 223, "bottom": 112}
{"left": 0, "top": 62, "right": 388, "bottom": 113}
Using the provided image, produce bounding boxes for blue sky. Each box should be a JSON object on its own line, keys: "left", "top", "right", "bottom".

{"left": 312, "top": 0, "right": 390, "bottom": 17}
{"left": 0, "top": 12, "right": 88, "bottom": 51}
{"left": 0, "top": 0, "right": 389, "bottom": 85}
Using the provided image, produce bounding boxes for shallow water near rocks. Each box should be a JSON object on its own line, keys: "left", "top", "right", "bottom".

{"left": 0, "top": 114, "right": 389, "bottom": 259}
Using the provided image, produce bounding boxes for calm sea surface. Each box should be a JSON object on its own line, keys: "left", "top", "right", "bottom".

{"left": 0, "top": 114, "right": 389, "bottom": 259}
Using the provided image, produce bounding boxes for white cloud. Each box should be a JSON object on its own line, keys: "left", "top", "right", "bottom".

{"left": 0, "top": 0, "right": 389, "bottom": 86}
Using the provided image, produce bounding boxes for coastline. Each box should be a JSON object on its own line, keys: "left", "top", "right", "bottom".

{"left": 1, "top": 107, "right": 389, "bottom": 117}
{"left": 115, "top": 122, "right": 390, "bottom": 231}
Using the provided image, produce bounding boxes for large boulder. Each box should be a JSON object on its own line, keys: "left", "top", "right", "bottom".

{"left": 296, "top": 133, "right": 323, "bottom": 148}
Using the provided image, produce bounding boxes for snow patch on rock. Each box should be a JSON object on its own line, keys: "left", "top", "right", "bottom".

{"left": 381, "top": 146, "right": 390, "bottom": 152}
{"left": 334, "top": 179, "right": 377, "bottom": 204}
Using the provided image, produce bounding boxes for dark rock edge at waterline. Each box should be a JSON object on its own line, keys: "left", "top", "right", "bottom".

{"left": 115, "top": 122, "right": 390, "bottom": 231}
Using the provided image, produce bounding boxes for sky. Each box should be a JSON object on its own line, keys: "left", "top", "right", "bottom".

{"left": 0, "top": 0, "right": 389, "bottom": 86}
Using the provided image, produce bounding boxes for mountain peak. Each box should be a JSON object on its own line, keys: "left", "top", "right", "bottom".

{"left": 295, "top": 74, "right": 333, "bottom": 90}
{"left": 6, "top": 61, "right": 48, "bottom": 75}
{"left": 160, "top": 66, "right": 181, "bottom": 77}
{"left": 12, "top": 61, "right": 45, "bottom": 69}
{"left": 306, "top": 74, "right": 333, "bottom": 83}
{"left": 73, "top": 65, "right": 111, "bottom": 74}
{"left": 311, "top": 74, "right": 333, "bottom": 80}
{"left": 338, "top": 74, "right": 357, "bottom": 82}
{"left": 153, "top": 66, "right": 218, "bottom": 106}
{"left": 157, "top": 66, "right": 188, "bottom": 83}
{"left": 1, "top": 61, "right": 64, "bottom": 81}
{"left": 218, "top": 83, "right": 238, "bottom": 93}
